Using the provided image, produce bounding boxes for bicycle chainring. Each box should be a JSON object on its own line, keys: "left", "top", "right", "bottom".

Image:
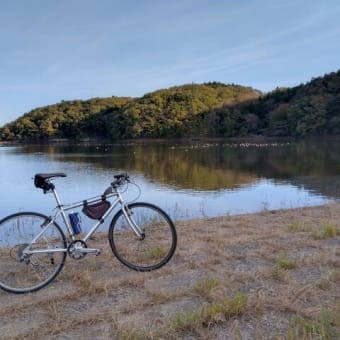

{"left": 68, "top": 240, "right": 88, "bottom": 260}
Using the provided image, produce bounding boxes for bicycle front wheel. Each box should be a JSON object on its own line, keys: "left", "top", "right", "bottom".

{"left": 108, "top": 203, "right": 177, "bottom": 271}
{"left": 0, "top": 212, "right": 67, "bottom": 294}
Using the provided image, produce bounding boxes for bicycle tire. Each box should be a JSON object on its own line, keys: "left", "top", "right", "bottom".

{"left": 0, "top": 212, "right": 67, "bottom": 294}
{"left": 108, "top": 202, "right": 177, "bottom": 271}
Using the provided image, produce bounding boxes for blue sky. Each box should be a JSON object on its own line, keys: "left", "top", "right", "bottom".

{"left": 1, "top": 0, "right": 340, "bottom": 126}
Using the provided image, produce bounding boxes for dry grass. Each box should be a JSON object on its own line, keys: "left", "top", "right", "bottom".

{"left": 0, "top": 203, "right": 339, "bottom": 339}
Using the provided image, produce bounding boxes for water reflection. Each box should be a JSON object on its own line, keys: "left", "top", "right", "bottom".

{"left": 16, "top": 143, "right": 257, "bottom": 190}
{"left": 16, "top": 138, "right": 340, "bottom": 195}
{"left": 1, "top": 138, "right": 339, "bottom": 219}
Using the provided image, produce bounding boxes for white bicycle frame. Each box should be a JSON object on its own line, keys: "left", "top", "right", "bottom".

{"left": 23, "top": 184, "right": 144, "bottom": 256}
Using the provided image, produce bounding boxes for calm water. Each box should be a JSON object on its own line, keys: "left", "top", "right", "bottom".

{"left": 1, "top": 138, "right": 340, "bottom": 223}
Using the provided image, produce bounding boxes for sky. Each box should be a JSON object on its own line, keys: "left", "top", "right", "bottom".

{"left": 1, "top": 0, "right": 340, "bottom": 126}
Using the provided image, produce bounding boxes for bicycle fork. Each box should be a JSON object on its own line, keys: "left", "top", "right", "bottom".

{"left": 122, "top": 205, "right": 145, "bottom": 240}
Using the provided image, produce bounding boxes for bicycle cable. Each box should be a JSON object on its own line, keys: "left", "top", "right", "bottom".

{"left": 126, "top": 179, "right": 141, "bottom": 203}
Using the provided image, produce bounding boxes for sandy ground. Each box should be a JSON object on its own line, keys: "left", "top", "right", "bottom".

{"left": 0, "top": 203, "right": 339, "bottom": 339}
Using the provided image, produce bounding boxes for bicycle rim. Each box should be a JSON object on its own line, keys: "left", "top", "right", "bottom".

{"left": 0, "top": 212, "right": 67, "bottom": 294}
{"left": 109, "top": 202, "right": 177, "bottom": 271}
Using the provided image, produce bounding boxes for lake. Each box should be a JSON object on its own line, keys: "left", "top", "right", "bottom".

{"left": 1, "top": 138, "right": 340, "bottom": 223}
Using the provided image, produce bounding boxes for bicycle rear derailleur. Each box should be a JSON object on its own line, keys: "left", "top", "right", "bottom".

{"left": 67, "top": 240, "right": 101, "bottom": 260}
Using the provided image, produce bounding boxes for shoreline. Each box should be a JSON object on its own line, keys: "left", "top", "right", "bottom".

{"left": 1, "top": 136, "right": 293, "bottom": 148}
{"left": 2, "top": 135, "right": 340, "bottom": 147}
{"left": 0, "top": 202, "right": 339, "bottom": 339}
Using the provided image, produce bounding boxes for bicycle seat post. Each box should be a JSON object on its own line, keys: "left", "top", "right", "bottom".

{"left": 50, "top": 182, "right": 63, "bottom": 208}
{"left": 34, "top": 173, "right": 74, "bottom": 238}
{"left": 50, "top": 183, "right": 75, "bottom": 238}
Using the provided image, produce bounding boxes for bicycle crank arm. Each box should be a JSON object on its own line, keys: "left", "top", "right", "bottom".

{"left": 76, "top": 248, "right": 101, "bottom": 256}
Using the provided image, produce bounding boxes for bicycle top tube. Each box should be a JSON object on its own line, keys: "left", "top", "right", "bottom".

{"left": 33, "top": 172, "right": 129, "bottom": 208}
{"left": 34, "top": 172, "right": 129, "bottom": 194}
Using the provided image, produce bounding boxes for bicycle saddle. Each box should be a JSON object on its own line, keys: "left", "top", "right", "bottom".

{"left": 34, "top": 173, "right": 67, "bottom": 181}
{"left": 34, "top": 173, "right": 67, "bottom": 192}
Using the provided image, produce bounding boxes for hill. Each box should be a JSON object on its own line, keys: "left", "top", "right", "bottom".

{"left": 1, "top": 70, "right": 340, "bottom": 141}
{"left": 0, "top": 82, "right": 259, "bottom": 141}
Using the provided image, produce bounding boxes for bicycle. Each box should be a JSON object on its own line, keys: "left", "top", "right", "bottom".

{"left": 0, "top": 172, "right": 177, "bottom": 294}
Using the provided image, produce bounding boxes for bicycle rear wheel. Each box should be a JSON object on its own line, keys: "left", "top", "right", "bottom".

{"left": 108, "top": 202, "right": 177, "bottom": 271}
{"left": 0, "top": 212, "right": 67, "bottom": 294}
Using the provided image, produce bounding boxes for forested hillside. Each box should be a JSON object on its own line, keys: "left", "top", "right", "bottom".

{"left": 1, "top": 70, "right": 340, "bottom": 141}
{"left": 0, "top": 97, "right": 132, "bottom": 140}
{"left": 247, "top": 70, "right": 340, "bottom": 136}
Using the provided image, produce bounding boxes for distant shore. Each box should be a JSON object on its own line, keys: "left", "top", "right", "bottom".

{"left": 0, "top": 135, "right": 319, "bottom": 146}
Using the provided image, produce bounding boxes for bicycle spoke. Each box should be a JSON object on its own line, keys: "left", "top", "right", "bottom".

{"left": 109, "top": 203, "right": 177, "bottom": 271}
{"left": 0, "top": 212, "right": 66, "bottom": 294}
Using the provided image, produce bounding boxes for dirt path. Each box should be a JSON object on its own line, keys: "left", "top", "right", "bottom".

{"left": 0, "top": 204, "right": 339, "bottom": 339}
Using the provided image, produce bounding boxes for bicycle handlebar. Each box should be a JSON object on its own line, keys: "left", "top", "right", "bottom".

{"left": 111, "top": 173, "right": 130, "bottom": 188}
